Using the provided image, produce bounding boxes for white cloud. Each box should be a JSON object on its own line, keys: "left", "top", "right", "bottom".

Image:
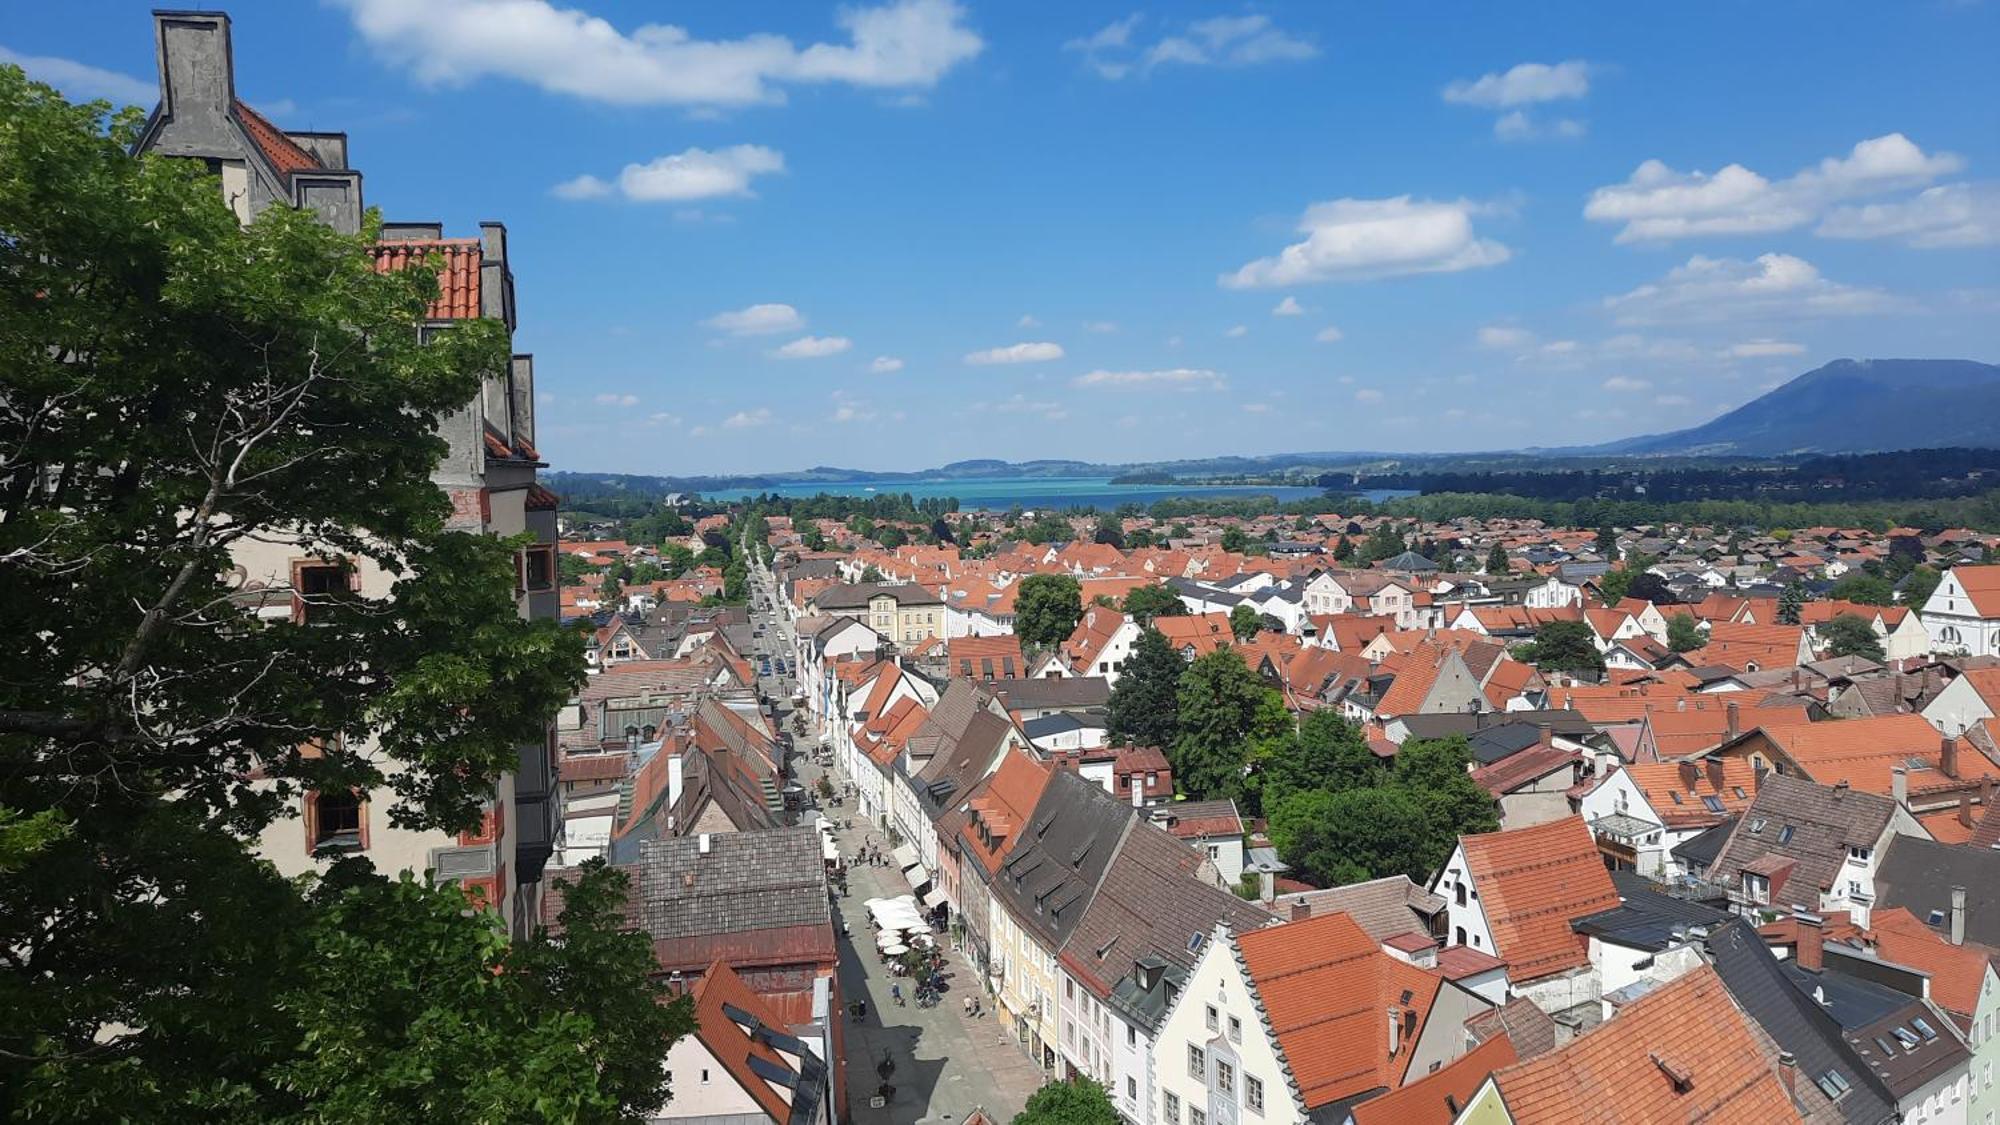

{"left": 983, "top": 395, "right": 1068, "bottom": 421}
{"left": 1443, "top": 60, "right": 1591, "bottom": 108}
{"left": 705, "top": 302, "right": 804, "bottom": 335}
{"left": 1073, "top": 368, "right": 1227, "bottom": 390}
{"left": 723, "top": 407, "right": 773, "bottom": 429}
{"left": 1727, "top": 339, "right": 1806, "bottom": 357}
{"left": 335, "top": 0, "right": 983, "bottom": 107}
{"left": 1584, "top": 133, "right": 1964, "bottom": 243}
{"left": 869, "top": 355, "right": 905, "bottom": 373}
{"left": 1818, "top": 182, "right": 2000, "bottom": 248}
{"left": 1066, "top": 13, "right": 1314, "bottom": 79}
{"left": 964, "top": 341, "right": 1064, "bottom": 365}
{"left": 830, "top": 392, "right": 877, "bottom": 423}
{"left": 1315, "top": 326, "right": 1345, "bottom": 343}
{"left": 773, "top": 335, "right": 852, "bottom": 359}
{"left": 1225, "top": 324, "right": 1249, "bottom": 338}
{"left": 1271, "top": 296, "right": 1305, "bottom": 317}
{"left": 1476, "top": 324, "right": 1536, "bottom": 350}
{"left": 1604, "top": 253, "right": 1902, "bottom": 324}
{"left": 0, "top": 46, "right": 155, "bottom": 104}
{"left": 1493, "top": 111, "right": 1585, "bottom": 143}
{"left": 1654, "top": 394, "right": 1692, "bottom": 407}
{"left": 1241, "top": 402, "right": 1273, "bottom": 414}
{"left": 556, "top": 144, "right": 784, "bottom": 203}
{"left": 1083, "top": 320, "right": 1119, "bottom": 333}
{"left": 1017, "top": 313, "right": 1041, "bottom": 328}
{"left": 593, "top": 392, "right": 640, "bottom": 406}
{"left": 1353, "top": 388, "right": 1384, "bottom": 404}
{"left": 1602, "top": 375, "right": 1651, "bottom": 392}
{"left": 1222, "top": 196, "right": 1510, "bottom": 288}
{"left": 645, "top": 411, "right": 681, "bottom": 426}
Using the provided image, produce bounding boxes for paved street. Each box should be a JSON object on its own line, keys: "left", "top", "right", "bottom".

{"left": 743, "top": 550, "right": 1044, "bottom": 1125}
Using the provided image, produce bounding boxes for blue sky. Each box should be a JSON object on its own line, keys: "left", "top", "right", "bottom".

{"left": 8, "top": 2, "right": 1999, "bottom": 474}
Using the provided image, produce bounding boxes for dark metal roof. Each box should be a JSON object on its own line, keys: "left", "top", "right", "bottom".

{"left": 994, "top": 769, "right": 1135, "bottom": 948}
{"left": 1570, "top": 873, "right": 1731, "bottom": 953}
{"left": 1874, "top": 834, "right": 2000, "bottom": 949}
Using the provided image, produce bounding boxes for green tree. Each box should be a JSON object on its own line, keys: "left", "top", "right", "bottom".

{"left": 1121, "top": 583, "right": 1188, "bottom": 626}
{"left": 1391, "top": 736, "right": 1499, "bottom": 854}
{"left": 1518, "top": 620, "right": 1605, "bottom": 675}
{"left": 1595, "top": 526, "right": 1619, "bottom": 557}
{"left": 1830, "top": 572, "right": 1895, "bottom": 607}
{"left": 1173, "top": 649, "right": 1287, "bottom": 800}
{"left": 1626, "top": 571, "right": 1674, "bottom": 605}
{"left": 1257, "top": 711, "right": 1381, "bottom": 809}
{"left": 847, "top": 514, "right": 877, "bottom": 541}
{"left": 1015, "top": 574, "right": 1085, "bottom": 649}
{"left": 1777, "top": 582, "right": 1807, "bottom": 625}
{"left": 1127, "top": 528, "right": 1155, "bottom": 549}
{"left": 660, "top": 542, "right": 695, "bottom": 577}
{"left": 1361, "top": 521, "right": 1407, "bottom": 564}
{"left": 0, "top": 68, "right": 674, "bottom": 1117}
{"left": 859, "top": 564, "right": 885, "bottom": 583}
{"left": 1900, "top": 565, "right": 1942, "bottom": 609}
{"left": 801, "top": 526, "right": 828, "bottom": 552}
{"left": 1106, "top": 628, "right": 1183, "bottom": 751}
{"left": 559, "top": 552, "right": 595, "bottom": 588}
{"left": 1597, "top": 568, "right": 1634, "bottom": 606}
{"left": 1093, "top": 517, "right": 1125, "bottom": 548}
{"left": 1014, "top": 1077, "right": 1121, "bottom": 1125}
{"left": 1333, "top": 535, "right": 1356, "bottom": 563}
{"left": 1485, "top": 542, "right": 1510, "bottom": 574}
{"left": 1268, "top": 787, "right": 1437, "bottom": 885}
{"left": 877, "top": 525, "right": 908, "bottom": 550}
{"left": 1229, "top": 603, "right": 1263, "bottom": 641}
{"left": 1664, "top": 612, "right": 1704, "bottom": 652}
{"left": 1220, "top": 527, "right": 1249, "bottom": 553}
{"left": 1820, "top": 614, "right": 1886, "bottom": 661}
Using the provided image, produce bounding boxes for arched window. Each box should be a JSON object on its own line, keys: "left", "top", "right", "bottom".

{"left": 1455, "top": 926, "right": 1467, "bottom": 946}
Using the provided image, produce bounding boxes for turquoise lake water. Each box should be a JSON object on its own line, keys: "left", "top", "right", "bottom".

{"left": 698, "top": 476, "right": 1415, "bottom": 511}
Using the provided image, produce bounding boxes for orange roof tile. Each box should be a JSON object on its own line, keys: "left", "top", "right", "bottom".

{"left": 233, "top": 99, "right": 320, "bottom": 175}
{"left": 370, "top": 238, "right": 483, "bottom": 321}
{"left": 1236, "top": 912, "right": 1446, "bottom": 1108}
{"left": 1621, "top": 758, "right": 1762, "bottom": 827}
{"left": 1489, "top": 966, "right": 1799, "bottom": 1123}
{"left": 1458, "top": 816, "right": 1620, "bottom": 983}
{"left": 1349, "top": 1034, "right": 1517, "bottom": 1125}
{"left": 1950, "top": 564, "right": 2000, "bottom": 617}
{"left": 1153, "top": 612, "right": 1235, "bottom": 656}
{"left": 1864, "top": 908, "right": 1995, "bottom": 1024}
{"left": 691, "top": 961, "right": 803, "bottom": 1124}
{"left": 1760, "top": 713, "right": 1996, "bottom": 799}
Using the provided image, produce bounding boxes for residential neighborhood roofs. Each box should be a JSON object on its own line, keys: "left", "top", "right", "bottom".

{"left": 1454, "top": 816, "right": 1621, "bottom": 983}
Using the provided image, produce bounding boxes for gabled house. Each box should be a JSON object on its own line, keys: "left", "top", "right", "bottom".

{"left": 1577, "top": 757, "right": 1761, "bottom": 876}
{"left": 1923, "top": 564, "right": 2000, "bottom": 657}
{"left": 660, "top": 961, "right": 830, "bottom": 1125}
{"left": 1708, "top": 713, "right": 1999, "bottom": 812}
{"left": 1060, "top": 608, "right": 1144, "bottom": 685}
{"left": 1707, "top": 774, "right": 1916, "bottom": 926}
{"left": 1152, "top": 910, "right": 1491, "bottom": 1125}
{"left": 952, "top": 749, "right": 1053, "bottom": 993}
{"left": 1433, "top": 816, "right": 1621, "bottom": 1019}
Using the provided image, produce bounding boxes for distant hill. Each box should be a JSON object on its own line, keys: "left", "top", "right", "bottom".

{"left": 1590, "top": 358, "right": 2000, "bottom": 456}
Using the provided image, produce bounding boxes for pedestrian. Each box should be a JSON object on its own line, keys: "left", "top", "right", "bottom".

{"left": 962, "top": 995, "right": 972, "bottom": 1017}
{"left": 892, "top": 983, "right": 903, "bottom": 1007}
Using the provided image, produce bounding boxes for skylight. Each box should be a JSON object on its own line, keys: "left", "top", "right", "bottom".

{"left": 1187, "top": 933, "right": 1205, "bottom": 954}
{"left": 1749, "top": 817, "right": 1767, "bottom": 833}
{"left": 1911, "top": 1017, "right": 1938, "bottom": 1042}
{"left": 1815, "top": 1070, "right": 1851, "bottom": 1099}
{"left": 1778, "top": 824, "right": 1795, "bottom": 844}
{"left": 1892, "top": 1027, "right": 1920, "bottom": 1049}
{"left": 1702, "top": 796, "right": 1725, "bottom": 813}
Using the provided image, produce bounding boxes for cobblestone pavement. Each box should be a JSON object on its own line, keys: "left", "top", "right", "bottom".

{"left": 747, "top": 557, "right": 1046, "bottom": 1125}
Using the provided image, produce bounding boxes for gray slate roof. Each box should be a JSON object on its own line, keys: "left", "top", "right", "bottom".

{"left": 986, "top": 676, "right": 1112, "bottom": 712}
{"left": 1710, "top": 775, "right": 1897, "bottom": 902}
{"left": 994, "top": 768, "right": 1136, "bottom": 948}
{"left": 630, "top": 827, "right": 829, "bottom": 941}
{"left": 1875, "top": 834, "right": 2000, "bottom": 949}
{"left": 1281, "top": 874, "right": 1446, "bottom": 943}
{"left": 809, "top": 581, "right": 941, "bottom": 610}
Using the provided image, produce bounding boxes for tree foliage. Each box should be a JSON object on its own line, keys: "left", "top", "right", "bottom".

{"left": 0, "top": 69, "right": 675, "bottom": 1118}
{"left": 1014, "top": 1078, "right": 1122, "bottom": 1125}
{"left": 1015, "top": 574, "right": 1084, "bottom": 649}
{"left": 1229, "top": 603, "right": 1263, "bottom": 641}
{"left": 1777, "top": 582, "right": 1807, "bottom": 625}
{"left": 1820, "top": 614, "right": 1886, "bottom": 662}
{"left": 1667, "top": 612, "right": 1706, "bottom": 653}
{"left": 1516, "top": 620, "right": 1605, "bottom": 676}
{"left": 1122, "top": 583, "right": 1188, "bottom": 626}
{"left": 1830, "top": 572, "right": 1895, "bottom": 607}
{"left": 1265, "top": 735, "right": 1496, "bottom": 886}
{"left": 1171, "top": 648, "right": 1288, "bottom": 802}
{"left": 1484, "top": 542, "right": 1509, "bottom": 575}
{"left": 1106, "top": 628, "right": 1184, "bottom": 752}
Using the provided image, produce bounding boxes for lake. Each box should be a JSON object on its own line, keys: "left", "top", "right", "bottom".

{"left": 698, "top": 475, "right": 1417, "bottom": 511}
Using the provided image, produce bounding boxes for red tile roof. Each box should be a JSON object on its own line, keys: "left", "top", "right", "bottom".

{"left": 1620, "top": 758, "right": 1761, "bottom": 828}
{"left": 1488, "top": 966, "right": 1799, "bottom": 1123}
{"left": 691, "top": 961, "right": 805, "bottom": 1124}
{"left": 1236, "top": 911, "right": 1446, "bottom": 1108}
{"left": 370, "top": 238, "right": 484, "bottom": 320}
{"left": 1757, "top": 713, "right": 1995, "bottom": 799}
{"left": 1866, "top": 907, "right": 1995, "bottom": 1025}
{"left": 233, "top": 99, "right": 320, "bottom": 175}
{"left": 1457, "top": 816, "right": 1620, "bottom": 983}
{"left": 1950, "top": 564, "right": 2000, "bottom": 617}
{"left": 1349, "top": 1034, "right": 1517, "bottom": 1125}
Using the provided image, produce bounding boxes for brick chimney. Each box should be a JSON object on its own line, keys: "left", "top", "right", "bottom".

{"left": 1290, "top": 897, "right": 1310, "bottom": 923}
{"left": 1892, "top": 766, "right": 1908, "bottom": 808}
{"left": 1679, "top": 760, "right": 1700, "bottom": 790}
{"left": 1941, "top": 735, "right": 1959, "bottom": 780}
{"left": 1960, "top": 792, "right": 1976, "bottom": 829}
{"left": 1725, "top": 701, "right": 1740, "bottom": 739}
{"left": 1795, "top": 912, "right": 1824, "bottom": 973}
{"left": 1706, "top": 757, "right": 1726, "bottom": 792}
{"left": 1777, "top": 1051, "right": 1799, "bottom": 1108}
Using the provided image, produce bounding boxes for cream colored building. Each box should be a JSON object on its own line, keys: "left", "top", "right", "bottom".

{"left": 806, "top": 582, "right": 946, "bottom": 648}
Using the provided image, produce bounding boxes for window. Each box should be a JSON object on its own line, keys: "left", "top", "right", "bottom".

{"left": 1849, "top": 845, "right": 1872, "bottom": 863}
{"left": 1702, "top": 795, "right": 1725, "bottom": 813}
{"left": 1816, "top": 1069, "right": 1851, "bottom": 1100}
{"left": 1216, "top": 1060, "right": 1235, "bottom": 1097}
{"left": 521, "top": 545, "right": 555, "bottom": 592}
{"left": 1455, "top": 882, "right": 1467, "bottom": 907}
{"left": 1187, "top": 1043, "right": 1206, "bottom": 1080}
{"left": 310, "top": 790, "right": 363, "bottom": 854}
{"left": 700, "top": 1068, "right": 711, "bottom": 1084}
{"left": 1206, "top": 1005, "right": 1219, "bottom": 1032}
{"left": 1749, "top": 817, "right": 1767, "bottom": 834}
{"left": 292, "top": 558, "right": 350, "bottom": 624}
{"left": 1455, "top": 925, "right": 1467, "bottom": 945}
{"left": 1228, "top": 1015, "right": 1242, "bottom": 1044}
{"left": 1246, "top": 1076, "right": 1264, "bottom": 1115}
{"left": 1164, "top": 1092, "right": 1181, "bottom": 1125}
{"left": 1190, "top": 1109, "right": 1206, "bottom": 1125}
{"left": 1128, "top": 1078, "right": 1138, "bottom": 1100}
{"left": 1778, "top": 824, "right": 1796, "bottom": 844}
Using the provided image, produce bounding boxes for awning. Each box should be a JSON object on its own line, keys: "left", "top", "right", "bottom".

{"left": 920, "top": 886, "right": 948, "bottom": 909}
{"left": 902, "top": 863, "right": 932, "bottom": 894}
{"left": 892, "top": 843, "right": 920, "bottom": 872}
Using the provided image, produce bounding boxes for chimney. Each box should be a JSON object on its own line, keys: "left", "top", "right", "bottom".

{"left": 1941, "top": 735, "right": 1959, "bottom": 780}
{"left": 1983, "top": 776, "right": 1996, "bottom": 808}
{"left": 1892, "top": 766, "right": 1908, "bottom": 808}
{"left": 1795, "top": 911, "right": 1824, "bottom": 973}
{"left": 1385, "top": 1007, "right": 1402, "bottom": 1057}
{"left": 1679, "top": 760, "right": 1700, "bottom": 790}
{"left": 1726, "top": 701, "right": 1740, "bottom": 739}
{"left": 1259, "top": 869, "right": 1275, "bottom": 905}
{"left": 154, "top": 12, "right": 235, "bottom": 119}
{"left": 1706, "top": 757, "right": 1725, "bottom": 792}
{"left": 1537, "top": 724, "right": 1553, "bottom": 750}
{"left": 1951, "top": 886, "right": 1967, "bottom": 947}
{"left": 1778, "top": 1051, "right": 1799, "bottom": 1108}
{"left": 1290, "top": 897, "right": 1310, "bottom": 923}
{"left": 1960, "top": 792, "right": 1976, "bottom": 829}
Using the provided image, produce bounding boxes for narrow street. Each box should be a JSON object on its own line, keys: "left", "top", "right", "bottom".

{"left": 744, "top": 550, "right": 1043, "bottom": 1125}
